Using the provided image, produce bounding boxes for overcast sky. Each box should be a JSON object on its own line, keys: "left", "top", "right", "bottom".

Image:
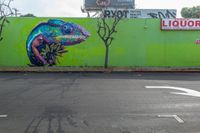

{"left": 11, "top": 0, "right": 200, "bottom": 18}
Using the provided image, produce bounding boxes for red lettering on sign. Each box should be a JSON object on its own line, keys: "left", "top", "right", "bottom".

{"left": 172, "top": 21, "right": 179, "bottom": 27}
{"left": 188, "top": 21, "right": 195, "bottom": 27}
{"left": 196, "top": 39, "right": 200, "bottom": 44}
{"left": 162, "top": 20, "right": 167, "bottom": 27}
{"left": 180, "top": 21, "right": 187, "bottom": 27}
{"left": 161, "top": 19, "right": 200, "bottom": 30}
{"left": 195, "top": 21, "right": 200, "bottom": 27}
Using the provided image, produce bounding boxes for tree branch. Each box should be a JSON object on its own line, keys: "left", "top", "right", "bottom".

{"left": 96, "top": 10, "right": 122, "bottom": 68}
{"left": 0, "top": 0, "right": 15, "bottom": 41}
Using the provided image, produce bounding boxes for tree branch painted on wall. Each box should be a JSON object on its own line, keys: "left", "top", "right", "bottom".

{"left": 26, "top": 19, "right": 90, "bottom": 66}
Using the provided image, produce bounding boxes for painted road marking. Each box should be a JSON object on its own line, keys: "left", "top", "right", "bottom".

{"left": 145, "top": 86, "right": 200, "bottom": 98}
{"left": 158, "top": 115, "right": 184, "bottom": 124}
{"left": 0, "top": 115, "right": 7, "bottom": 118}
{"left": 173, "top": 115, "right": 185, "bottom": 123}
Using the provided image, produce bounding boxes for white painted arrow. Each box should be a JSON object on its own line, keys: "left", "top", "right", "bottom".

{"left": 145, "top": 86, "right": 200, "bottom": 98}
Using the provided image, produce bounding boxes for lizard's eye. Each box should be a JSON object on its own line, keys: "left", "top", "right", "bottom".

{"left": 62, "top": 24, "right": 73, "bottom": 34}
{"left": 63, "top": 26, "right": 67, "bottom": 29}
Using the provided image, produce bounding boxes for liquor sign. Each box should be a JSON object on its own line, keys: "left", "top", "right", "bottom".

{"left": 103, "top": 9, "right": 176, "bottom": 19}
{"left": 84, "top": 0, "right": 134, "bottom": 11}
{"left": 161, "top": 19, "right": 200, "bottom": 30}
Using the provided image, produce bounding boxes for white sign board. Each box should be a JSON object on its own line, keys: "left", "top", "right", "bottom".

{"left": 103, "top": 9, "right": 177, "bottom": 19}
{"left": 161, "top": 19, "right": 200, "bottom": 30}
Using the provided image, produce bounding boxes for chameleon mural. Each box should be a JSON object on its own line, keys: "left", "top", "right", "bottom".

{"left": 26, "top": 19, "right": 90, "bottom": 66}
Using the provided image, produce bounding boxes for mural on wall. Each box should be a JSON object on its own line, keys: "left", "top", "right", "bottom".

{"left": 3, "top": 18, "right": 200, "bottom": 67}
{"left": 26, "top": 19, "right": 90, "bottom": 66}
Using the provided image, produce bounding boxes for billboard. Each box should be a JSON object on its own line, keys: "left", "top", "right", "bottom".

{"left": 161, "top": 19, "right": 200, "bottom": 30}
{"left": 84, "top": 0, "right": 135, "bottom": 11}
{"left": 103, "top": 9, "right": 177, "bottom": 19}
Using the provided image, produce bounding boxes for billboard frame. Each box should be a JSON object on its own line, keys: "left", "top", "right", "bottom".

{"left": 84, "top": 0, "right": 135, "bottom": 12}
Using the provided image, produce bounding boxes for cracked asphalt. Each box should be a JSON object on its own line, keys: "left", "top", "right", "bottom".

{"left": 0, "top": 72, "right": 200, "bottom": 133}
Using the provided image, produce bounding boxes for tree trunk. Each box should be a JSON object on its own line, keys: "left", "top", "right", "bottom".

{"left": 104, "top": 45, "right": 109, "bottom": 68}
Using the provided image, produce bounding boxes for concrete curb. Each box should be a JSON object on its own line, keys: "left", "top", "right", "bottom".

{"left": 1, "top": 67, "right": 200, "bottom": 72}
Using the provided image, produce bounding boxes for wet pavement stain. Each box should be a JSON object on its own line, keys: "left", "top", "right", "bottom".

{"left": 120, "top": 127, "right": 132, "bottom": 133}
{"left": 24, "top": 105, "right": 88, "bottom": 133}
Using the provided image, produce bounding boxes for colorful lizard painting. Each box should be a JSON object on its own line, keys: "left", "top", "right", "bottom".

{"left": 26, "top": 19, "right": 90, "bottom": 66}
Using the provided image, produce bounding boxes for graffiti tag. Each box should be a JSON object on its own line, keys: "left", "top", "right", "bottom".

{"left": 104, "top": 9, "right": 177, "bottom": 19}
{"left": 147, "top": 10, "right": 176, "bottom": 19}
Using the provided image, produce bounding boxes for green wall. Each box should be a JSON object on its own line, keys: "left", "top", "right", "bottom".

{"left": 0, "top": 17, "right": 200, "bottom": 67}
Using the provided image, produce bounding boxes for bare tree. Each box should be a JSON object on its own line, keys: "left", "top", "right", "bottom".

{"left": 97, "top": 10, "right": 122, "bottom": 68}
{"left": 13, "top": 8, "right": 20, "bottom": 16}
{"left": 0, "top": 0, "right": 14, "bottom": 41}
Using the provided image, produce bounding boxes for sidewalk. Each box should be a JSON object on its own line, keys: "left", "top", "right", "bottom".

{"left": 1, "top": 67, "right": 200, "bottom": 72}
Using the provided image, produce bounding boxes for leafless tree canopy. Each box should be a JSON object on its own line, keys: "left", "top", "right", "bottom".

{"left": 97, "top": 15, "right": 121, "bottom": 47}
{"left": 0, "top": 0, "right": 14, "bottom": 41}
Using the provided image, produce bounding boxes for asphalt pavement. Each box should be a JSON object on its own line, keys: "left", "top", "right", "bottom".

{"left": 0, "top": 72, "right": 200, "bottom": 133}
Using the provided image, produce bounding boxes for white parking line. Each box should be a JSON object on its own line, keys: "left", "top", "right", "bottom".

{"left": 173, "top": 115, "right": 184, "bottom": 123}
{"left": 0, "top": 115, "right": 7, "bottom": 118}
{"left": 158, "top": 115, "right": 184, "bottom": 124}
